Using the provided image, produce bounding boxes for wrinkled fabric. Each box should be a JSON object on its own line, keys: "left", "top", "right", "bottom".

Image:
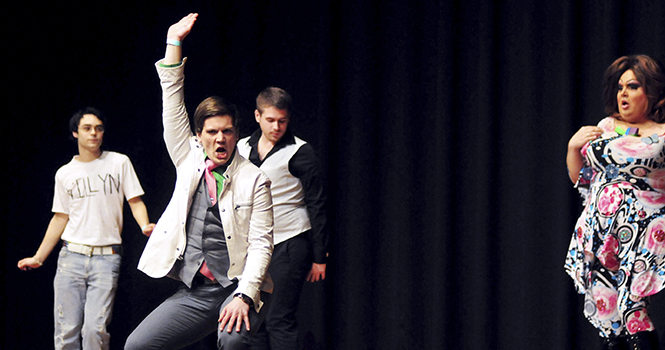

{"left": 565, "top": 117, "right": 665, "bottom": 336}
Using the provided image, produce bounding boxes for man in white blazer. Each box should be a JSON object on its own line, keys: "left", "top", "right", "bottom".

{"left": 125, "top": 13, "right": 274, "bottom": 350}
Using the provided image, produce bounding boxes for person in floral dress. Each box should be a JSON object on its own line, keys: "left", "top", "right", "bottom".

{"left": 566, "top": 55, "right": 665, "bottom": 350}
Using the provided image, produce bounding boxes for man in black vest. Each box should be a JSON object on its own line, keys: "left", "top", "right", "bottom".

{"left": 238, "top": 87, "right": 330, "bottom": 350}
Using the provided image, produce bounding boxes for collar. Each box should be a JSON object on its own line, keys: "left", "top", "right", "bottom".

{"left": 200, "top": 144, "right": 239, "bottom": 179}
{"left": 246, "top": 128, "right": 296, "bottom": 153}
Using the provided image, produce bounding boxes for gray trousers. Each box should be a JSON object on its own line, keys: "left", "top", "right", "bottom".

{"left": 125, "top": 282, "right": 269, "bottom": 350}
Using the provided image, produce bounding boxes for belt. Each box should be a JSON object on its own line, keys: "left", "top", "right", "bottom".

{"left": 63, "top": 241, "right": 122, "bottom": 257}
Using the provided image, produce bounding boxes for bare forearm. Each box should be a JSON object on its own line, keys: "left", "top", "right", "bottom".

{"left": 566, "top": 147, "right": 585, "bottom": 183}
{"left": 128, "top": 197, "right": 150, "bottom": 228}
{"left": 30, "top": 213, "right": 68, "bottom": 265}
{"left": 164, "top": 41, "right": 182, "bottom": 65}
{"left": 37, "top": 213, "right": 68, "bottom": 259}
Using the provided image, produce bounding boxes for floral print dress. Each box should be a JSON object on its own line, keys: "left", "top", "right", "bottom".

{"left": 565, "top": 117, "right": 665, "bottom": 336}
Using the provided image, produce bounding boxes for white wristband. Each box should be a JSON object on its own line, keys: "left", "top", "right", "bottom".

{"left": 166, "top": 38, "right": 181, "bottom": 47}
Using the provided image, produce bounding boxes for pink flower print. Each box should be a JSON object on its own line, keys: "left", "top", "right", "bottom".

{"left": 634, "top": 167, "right": 648, "bottom": 177}
{"left": 592, "top": 284, "right": 619, "bottom": 321}
{"left": 581, "top": 142, "right": 590, "bottom": 157}
{"left": 635, "top": 190, "right": 665, "bottom": 209}
{"left": 574, "top": 216, "right": 588, "bottom": 246}
{"left": 597, "top": 184, "right": 624, "bottom": 217}
{"left": 634, "top": 260, "right": 647, "bottom": 274}
{"left": 630, "top": 271, "right": 663, "bottom": 297}
{"left": 647, "top": 170, "right": 665, "bottom": 192}
{"left": 597, "top": 235, "right": 620, "bottom": 271}
{"left": 609, "top": 137, "right": 650, "bottom": 158}
{"left": 598, "top": 117, "right": 617, "bottom": 133}
{"left": 626, "top": 309, "right": 655, "bottom": 333}
{"left": 574, "top": 227, "right": 583, "bottom": 247}
{"left": 646, "top": 218, "right": 665, "bottom": 256}
{"left": 584, "top": 239, "right": 595, "bottom": 263}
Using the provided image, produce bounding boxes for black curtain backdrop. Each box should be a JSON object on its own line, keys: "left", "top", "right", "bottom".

{"left": 5, "top": 1, "right": 665, "bottom": 349}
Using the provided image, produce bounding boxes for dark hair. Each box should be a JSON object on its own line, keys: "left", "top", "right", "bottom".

{"left": 193, "top": 96, "right": 239, "bottom": 135}
{"left": 256, "top": 87, "right": 292, "bottom": 115}
{"left": 603, "top": 54, "right": 665, "bottom": 123}
{"left": 69, "top": 107, "right": 106, "bottom": 140}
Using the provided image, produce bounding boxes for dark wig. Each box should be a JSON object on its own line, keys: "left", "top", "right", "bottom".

{"left": 603, "top": 55, "right": 665, "bottom": 123}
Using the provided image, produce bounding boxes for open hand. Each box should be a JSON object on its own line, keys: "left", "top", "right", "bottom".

{"left": 218, "top": 297, "right": 250, "bottom": 333}
{"left": 167, "top": 13, "right": 198, "bottom": 42}
{"left": 306, "top": 263, "right": 327, "bottom": 282}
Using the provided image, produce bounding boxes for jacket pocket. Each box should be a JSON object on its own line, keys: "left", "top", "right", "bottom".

{"left": 233, "top": 201, "right": 253, "bottom": 235}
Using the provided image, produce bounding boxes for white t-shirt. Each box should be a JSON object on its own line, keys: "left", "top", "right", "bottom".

{"left": 52, "top": 151, "right": 145, "bottom": 246}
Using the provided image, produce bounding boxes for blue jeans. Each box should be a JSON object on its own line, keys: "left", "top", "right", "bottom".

{"left": 53, "top": 245, "right": 121, "bottom": 350}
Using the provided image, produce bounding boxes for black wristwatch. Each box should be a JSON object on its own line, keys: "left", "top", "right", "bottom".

{"left": 234, "top": 293, "right": 253, "bottom": 307}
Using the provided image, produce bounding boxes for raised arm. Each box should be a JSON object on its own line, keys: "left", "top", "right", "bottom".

{"left": 157, "top": 13, "right": 201, "bottom": 166}
{"left": 17, "top": 212, "right": 69, "bottom": 270}
{"left": 164, "top": 13, "right": 198, "bottom": 65}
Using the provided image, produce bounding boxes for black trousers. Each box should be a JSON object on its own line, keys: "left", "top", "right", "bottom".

{"left": 252, "top": 233, "right": 312, "bottom": 350}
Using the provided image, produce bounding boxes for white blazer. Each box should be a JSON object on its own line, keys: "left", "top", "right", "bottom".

{"left": 138, "top": 59, "right": 274, "bottom": 311}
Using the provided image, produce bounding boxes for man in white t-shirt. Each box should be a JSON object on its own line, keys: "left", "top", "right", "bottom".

{"left": 17, "top": 107, "right": 155, "bottom": 350}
